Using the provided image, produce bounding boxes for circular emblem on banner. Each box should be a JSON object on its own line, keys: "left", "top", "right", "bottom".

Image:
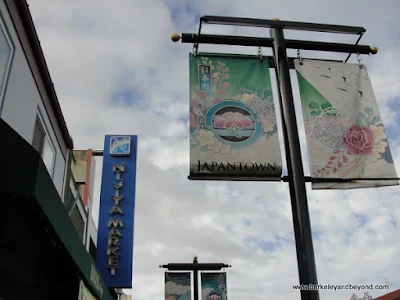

{"left": 205, "top": 100, "right": 262, "bottom": 149}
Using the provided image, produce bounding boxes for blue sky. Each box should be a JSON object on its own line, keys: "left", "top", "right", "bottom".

{"left": 28, "top": 1, "right": 400, "bottom": 300}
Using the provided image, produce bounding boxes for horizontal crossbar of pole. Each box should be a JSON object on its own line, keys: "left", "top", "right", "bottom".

{"left": 181, "top": 33, "right": 375, "bottom": 54}
{"left": 282, "top": 176, "right": 400, "bottom": 182}
{"left": 192, "top": 55, "right": 342, "bottom": 69}
{"left": 160, "top": 263, "right": 230, "bottom": 271}
{"left": 202, "top": 15, "right": 366, "bottom": 34}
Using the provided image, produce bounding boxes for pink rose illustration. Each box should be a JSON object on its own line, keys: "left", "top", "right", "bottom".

{"left": 214, "top": 112, "right": 252, "bottom": 129}
{"left": 343, "top": 125, "right": 374, "bottom": 156}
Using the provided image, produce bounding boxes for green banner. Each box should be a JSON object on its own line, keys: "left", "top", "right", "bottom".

{"left": 295, "top": 59, "right": 398, "bottom": 189}
{"left": 189, "top": 53, "right": 282, "bottom": 181}
{"left": 201, "top": 272, "right": 227, "bottom": 300}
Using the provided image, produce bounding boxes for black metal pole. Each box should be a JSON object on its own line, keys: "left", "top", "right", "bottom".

{"left": 193, "top": 256, "right": 199, "bottom": 300}
{"left": 270, "top": 26, "right": 319, "bottom": 300}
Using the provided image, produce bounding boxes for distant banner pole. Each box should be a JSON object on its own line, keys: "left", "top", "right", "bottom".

{"left": 194, "top": 256, "right": 199, "bottom": 300}
{"left": 270, "top": 25, "right": 319, "bottom": 300}
{"left": 160, "top": 256, "right": 231, "bottom": 300}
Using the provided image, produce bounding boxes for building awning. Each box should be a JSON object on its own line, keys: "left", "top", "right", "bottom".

{"left": 0, "top": 118, "right": 114, "bottom": 300}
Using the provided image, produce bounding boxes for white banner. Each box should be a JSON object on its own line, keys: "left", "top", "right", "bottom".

{"left": 295, "top": 59, "right": 398, "bottom": 189}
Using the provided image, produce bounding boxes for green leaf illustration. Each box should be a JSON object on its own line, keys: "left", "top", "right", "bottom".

{"left": 308, "top": 102, "right": 320, "bottom": 110}
{"left": 382, "top": 141, "right": 394, "bottom": 164}
{"left": 310, "top": 110, "right": 320, "bottom": 116}
{"left": 364, "top": 107, "right": 373, "bottom": 118}
{"left": 371, "top": 116, "right": 380, "bottom": 124}
{"left": 263, "top": 90, "right": 271, "bottom": 98}
{"left": 321, "top": 103, "right": 332, "bottom": 111}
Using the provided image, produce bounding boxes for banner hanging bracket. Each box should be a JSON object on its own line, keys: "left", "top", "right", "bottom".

{"left": 357, "top": 52, "right": 363, "bottom": 68}
{"left": 344, "top": 32, "right": 364, "bottom": 63}
{"left": 297, "top": 49, "right": 303, "bottom": 65}
{"left": 258, "top": 46, "right": 263, "bottom": 62}
{"left": 192, "top": 17, "right": 204, "bottom": 59}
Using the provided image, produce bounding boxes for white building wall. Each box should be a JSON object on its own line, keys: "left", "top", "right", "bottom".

{"left": 0, "top": 0, "right": 66, "bottom": 197}
{"left": 86, "top": 155, "right": 98, "bottom": 250}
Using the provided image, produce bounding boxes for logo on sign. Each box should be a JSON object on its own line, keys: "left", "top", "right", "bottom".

{"left": 205, "top": 100, "right": 262, "bottom": 149}
{"left": 110, "top": 136, "right": 131, "bottom": 156}
{"left": 198, "top": 64, "right": 212, "bottom": 92}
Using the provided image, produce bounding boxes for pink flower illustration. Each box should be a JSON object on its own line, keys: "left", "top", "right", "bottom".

{"left": 221, "top": 82, "right": 230, "bottom": 89}
{"left": 191, "top": 98, "right": 198, "bottom": 107}
{"left": 343, "top": 125, "right": 374, "bottom": 156}
{"left": 214, "top": 112, "right": 252, "bottom": 129}
{"left": 190, "top": 113, "right": 198, "bottom": 128}
{"left": 212, "top": 98, "right": 223, "bottom": 104}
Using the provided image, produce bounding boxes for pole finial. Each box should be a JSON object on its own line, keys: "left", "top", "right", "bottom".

{"left": 193, "top": 255, "right": 198, "bottom": 260}
{"left": 370, "top": 46, "right": 378, "bottom": 54}
{"left": 171, "top": 33, "right": 181, "bottom": 42}
{"left": 272, "top": 18, "right": 280, "bottom": 21}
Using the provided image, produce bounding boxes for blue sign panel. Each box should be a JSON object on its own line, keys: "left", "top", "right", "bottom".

{"left": 96, "top": 135, "right": 138, "bottom": 288}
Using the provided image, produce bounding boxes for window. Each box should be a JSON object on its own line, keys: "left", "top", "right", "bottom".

{"left": 64, "top": 187, "right": 75, "bottom": 212}
{"left": 0, "top": 12, "right": 15, "bottom": 110}
{"left": 32, "top": 115, "right": 56, "bottom": 177}
{"left": 70, "top": 205, "right": 85, "bottom": 241}
{"left": 89, "top": 238, "right": 97, "bottom": 262}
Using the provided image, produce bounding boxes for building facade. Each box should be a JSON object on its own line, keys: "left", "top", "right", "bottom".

{"left": 0, "top": 0, "right": 116, "bottom": 299}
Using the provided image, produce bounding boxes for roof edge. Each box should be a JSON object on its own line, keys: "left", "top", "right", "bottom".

{"left": 13, "top": 0, "right": 74, "bottom": 150}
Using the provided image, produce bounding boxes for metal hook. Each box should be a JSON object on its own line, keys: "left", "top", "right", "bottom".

{"left": 193, "top": 43, "right": 198, "bottom": 59}
{"left": 297, "top": 49, "right": 303, "bottom": 65}
{"left": 258, "top": 46, "right": 263, "bottom": 62}
{"left": 357, "top": 52, "right": 363, "bottom": 69}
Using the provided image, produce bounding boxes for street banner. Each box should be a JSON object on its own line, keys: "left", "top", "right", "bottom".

{"left": 295, "top": 59, "right": 398, "bottom": 189}
{"left": 201, "top": 272, "right": 228, "bottom": 300}
{"left": 165, "top": 272, "right": 191, "bottom": 300}
{"left": 189, "top": 53, "right": 282, "bottom": 181}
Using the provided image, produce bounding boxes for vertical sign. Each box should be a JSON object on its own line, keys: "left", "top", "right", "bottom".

{"left": 165, "top": 272, "right": 192, "bottom": 300}
{"left": 96, "top": 135, "right": 138, "bottom": 288}
{"left": 201, "top": 272, "right": 228, "bottom": 300}
{"left": 295, "top": 59, "right": 398, "bottom": 189}
{"left": 189, "top": 53, "right": 282, "bottom": 181}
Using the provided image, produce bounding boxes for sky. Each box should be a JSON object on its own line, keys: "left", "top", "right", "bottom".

{"left": 27, "top": 1, "right": 400, "bottom": 300}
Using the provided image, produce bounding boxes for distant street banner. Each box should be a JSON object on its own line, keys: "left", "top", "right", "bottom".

{"left": 165, "top": 272, "right": 191, "bottom": 300}
{"left": 295, "top": 59, "right": 398, "bottom": 189}
{"left": 189, "top": 53, "right": 282, "bottom": 181}
{"left": 201, "top": 272, "right": 228, "bottom": 300}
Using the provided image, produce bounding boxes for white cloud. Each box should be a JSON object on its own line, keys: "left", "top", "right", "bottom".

{"left": 27, "top": 1, "right": 400, "bottom": 300}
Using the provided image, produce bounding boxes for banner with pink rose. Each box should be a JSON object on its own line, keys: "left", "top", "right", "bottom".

{"left": 189, "top": 53, "right": 282, "bottom": 181}
{"left": 295, "top": 59, "right": 398, "bottom": 189}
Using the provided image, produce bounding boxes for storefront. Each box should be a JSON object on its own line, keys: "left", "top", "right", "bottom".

{"left": 0, "top": 118, "right": 115, "bottom": 300}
